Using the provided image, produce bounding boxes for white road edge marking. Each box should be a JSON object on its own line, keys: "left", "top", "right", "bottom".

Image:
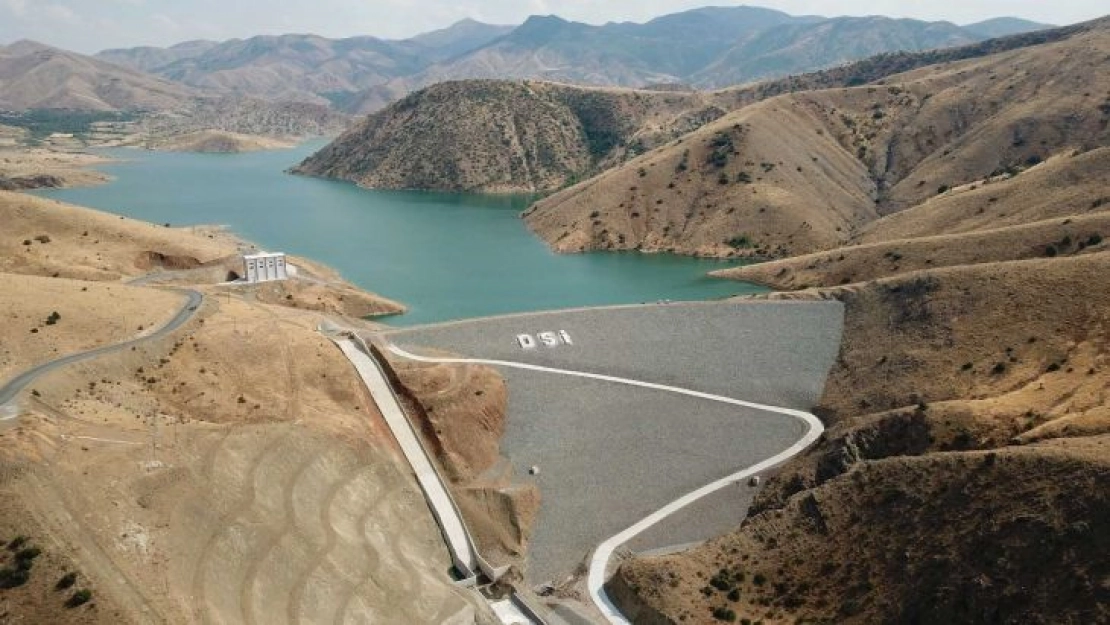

{"left": 385, "top": 342, "right": 825, "bottom": 624}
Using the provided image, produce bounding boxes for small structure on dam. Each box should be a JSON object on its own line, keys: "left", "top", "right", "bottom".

{"left": 242, "top": 252, "right": 289, "bottom": 283}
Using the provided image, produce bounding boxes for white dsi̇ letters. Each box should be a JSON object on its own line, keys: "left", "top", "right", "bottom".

{"left": 516, "top": 330, "right": 573, "bottom": 349}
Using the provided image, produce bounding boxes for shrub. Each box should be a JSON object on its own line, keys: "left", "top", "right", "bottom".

{"left": 1044, "top": 245, "right": 1057, "bottom": 257}
{"left": 45, "top": 311, "right": 61, "bottom": 326}
{"left": 0, "top": 567, "right": 29, "bottom": 589}
{"left": 7, "top": 536, "right": 27, "bottom": 550}
{"left": 727, "top": 236, "right": 753, "bottom": 249}
{"left": 712, "top": 606, "right": 737, "bottom": 622}
{"left": 727, "top": 588, "right": 741, "bottom": 602}
{"left": 736, "top": 172, "right": 752, "bottom": 184}
{"left": 718, "top": 172, "right": 730, "bottom": 185}
{"left": 937, "top": 185, "right": 949, "bottom": 194}
{"left": 56, "top": 572, "right": 77, "bottom": 590}
{"left": 66, "top": 588, "right": 92, "bottom": 608}
{"left": 753, "top": 573, "right": 767, "bottom": 586}
{"left": 1089, "top": 233, "right": 1103, "bottom": 246}
{"left": 991, "top": 362, "right": 1007, "bottom": 375}
{"left": 15, "top": 547, "right": 41, "bottom": 567}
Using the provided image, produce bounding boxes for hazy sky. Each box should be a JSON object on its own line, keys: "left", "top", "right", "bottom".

{"left": 2, "top": 1, "right": 1105, "bottom": 54}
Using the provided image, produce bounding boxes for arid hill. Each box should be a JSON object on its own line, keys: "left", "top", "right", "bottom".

{"left": 0, "top": 189, "right": 495, "bottom": 623}
{"left": 524, "top": 20, "right": 1110, "bottom": 257}
{"left": 339, "top": 9, "right": 1048, "bottom": 115}
{"left": 96, "top": 21, "right": 514, "bottom": 108}
{"left": 595, "top": 20, "right": 1110, "bottom": 624}
{"left": 293, "top": 80, "right": 716, "bottom": 193}
{"left": 92, "top": 8, "right": 1029, "bottom": 115}
{"left": 95, "top": 40, "right": 220, "bottom": 73}
{"left": 713, "top": 147, "right": 1110, "bottom": 289}
{"left": 611, "top": 250, "right": 1110, "bottom": 624}
{"left": 0, "top": 40, "right": 197, "bottom": 111}
{"left": 150, "top": 129, "right": 295, "bottom": 153}
{"left": 299, "top": 18, "right": 1099, "bottom": 199}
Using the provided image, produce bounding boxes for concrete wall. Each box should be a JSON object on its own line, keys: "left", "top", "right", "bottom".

{"left": 243, "top": 253, "right": 288, "bottom": 283}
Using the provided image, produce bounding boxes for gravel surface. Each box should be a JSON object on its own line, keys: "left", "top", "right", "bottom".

{"left": 381, "top": 300, "right": 844, "bottom": 584}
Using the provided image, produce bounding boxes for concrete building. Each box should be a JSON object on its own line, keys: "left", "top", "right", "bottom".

{"left": 243, "top": 252, "right": 289, "bottom": 283}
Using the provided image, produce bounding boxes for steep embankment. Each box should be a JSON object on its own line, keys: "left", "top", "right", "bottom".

{"left": 380, "top": 350, "right": 539, "bottom": 568}
{"left": 293, "top": 80, "right": 710, "bottom": 193}
{"left": 611, "top": 252, "right": 1110, "bottom": 624}
{"left": 525, "top": 22, "right": 1110, "bottom": 257}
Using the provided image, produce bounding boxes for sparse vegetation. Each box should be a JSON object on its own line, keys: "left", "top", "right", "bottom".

{"left": 707, "top": 132, "right": 735, "bottom": 168}
{"left": 65, "top": 588, "right": 92, "bottom": 608}
{"left": 55, "top": 572, "right": 77, "bottom": 590}
{"left": 712, "top": 606, "right": 737, "bottom": 621}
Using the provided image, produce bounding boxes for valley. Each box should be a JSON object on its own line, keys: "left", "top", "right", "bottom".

{"left": 0, "top": 3, "right": 1107, "bottom": 624}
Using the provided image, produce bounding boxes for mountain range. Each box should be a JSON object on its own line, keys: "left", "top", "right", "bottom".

{"left": 85, "top": 7, "right": 1052, "bottom": 114}
{"left": 0, "top": 39, "right": 196, "bottom": 111}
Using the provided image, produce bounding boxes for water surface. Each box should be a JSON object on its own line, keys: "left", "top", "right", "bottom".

{"left": 40, "top": 142, "right": 765, "bottom": 325}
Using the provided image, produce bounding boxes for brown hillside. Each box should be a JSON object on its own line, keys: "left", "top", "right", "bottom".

{"left": 713, "top": 211, "right": 1109, "bottom": 290}
{"left": 712, "top": 150, "right": 1110, "bottom": 290}
{"left": 713, "top": 146, "right": 1110, "bottom": 289}
{"left": 524, "top": 95, "right": 880, "bottom": 257}
{"left": 149, "top": 129, "right": 294, "bottom": 153}
{"left": 1, "top": 191, "right": 234, "bottom": 281}
{"left": 0, "top": 194, "right": 486, "bottom": 622}
{"left": 0, "top": 291, "right": 485, "bottom": 623}
{"left": 0, "top": 40, "right": 197, "bottom": 111}
{"left": 613, "top": 438, "right": 1109, "bottom": 625}
{"left": 526, "top": 25, "right": 1110, "bottom": 257}
{"left": 610, "top": 252, "right": 1110, "bottom": 624}
{"left": 293, "top": 80, "right": 712, "bottom": 193}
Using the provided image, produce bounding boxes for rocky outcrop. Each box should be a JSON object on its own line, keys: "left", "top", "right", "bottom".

{"left": 0, "top": 174, "right": 63, "bottom": 190}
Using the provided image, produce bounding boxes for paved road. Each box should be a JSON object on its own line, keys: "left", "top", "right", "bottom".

{"left": 0, "top": 289, "right": 202, "bottom": 418}
{"left": 384, "top": 343, "right": 825, "bottom": 624}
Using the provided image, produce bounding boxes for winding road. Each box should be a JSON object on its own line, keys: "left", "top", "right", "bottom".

{"left": 384, "top": 342, "right": 825, "bottom": 625}
{"left": 0, "top": 288, "right": 203, "bottom": 419}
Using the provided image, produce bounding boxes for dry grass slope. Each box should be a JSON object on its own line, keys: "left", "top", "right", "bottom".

{"left": 527, "top": 25, "right": 1110, "bottom": 258}
{"left": 0, "top": 194, "right": 488, "bottom": 623}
